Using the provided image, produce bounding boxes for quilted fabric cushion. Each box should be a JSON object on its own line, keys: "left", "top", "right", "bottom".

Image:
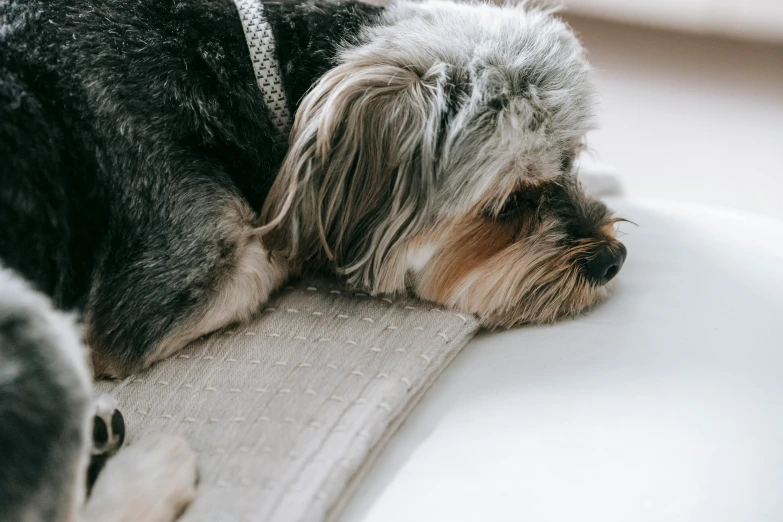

{"left": 96, "top": 278, "right": 480, "bottom": 522}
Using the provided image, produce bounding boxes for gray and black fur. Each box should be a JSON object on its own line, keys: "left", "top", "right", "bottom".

{"left": 0, "top": 266, "right": 196, "bottom": 522}
{"left": 1, "top": 0, "right": 378, "bottom": 372}
{"left": 1, "top": 0, "right": 373, "bottom": 518}
{"left": 1, "top": 0, "right": 627, "bottom": 518}
{"left": 0, "top": 267, "right": 91, "bottom": 522}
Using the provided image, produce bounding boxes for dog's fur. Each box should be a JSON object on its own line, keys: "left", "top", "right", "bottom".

{"left": 262, "top": 0, "right": 626, "bottom": 327}
{"left": 0, "top": 0, "right": 626, "bottom": 519}
{"left": 0, "top": 267, "right": 197, "bottom": 522}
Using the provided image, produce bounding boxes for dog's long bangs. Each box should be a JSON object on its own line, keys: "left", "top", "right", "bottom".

{"left": 259, "top": 60, "right": 449, "bottom": 292}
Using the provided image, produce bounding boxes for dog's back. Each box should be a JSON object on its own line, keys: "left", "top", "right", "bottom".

{"left": 0, "top": 0, "right": 293, "bottom": 377}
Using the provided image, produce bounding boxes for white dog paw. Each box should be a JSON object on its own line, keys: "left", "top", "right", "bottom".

{"left": 87, "top": 395, "right": 127, "bottom": 494}
{"left": 84, "top": 434, "right": 197, "bottom": 522}
{"left": 91, "top": 395, "right": 125, "bottom": 455}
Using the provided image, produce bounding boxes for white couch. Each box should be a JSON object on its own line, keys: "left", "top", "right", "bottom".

{"left": 343, "top": 199, "right": 783, "bottom": 522}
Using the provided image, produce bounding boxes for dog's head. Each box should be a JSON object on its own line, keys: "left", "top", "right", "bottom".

{"left": 261, "top": 0, "right": 626, "bottom": 327}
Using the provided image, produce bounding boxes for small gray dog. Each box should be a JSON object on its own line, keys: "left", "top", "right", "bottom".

{"left": 0, "top": 0, "right": 625, "bottom": 520}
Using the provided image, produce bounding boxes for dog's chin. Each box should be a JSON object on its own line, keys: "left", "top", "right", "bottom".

{"left": 480, "top": 281, "right": 609, "bottom": 329}
{"left": 414, "top": 263, "right": 609, "bottom": 329}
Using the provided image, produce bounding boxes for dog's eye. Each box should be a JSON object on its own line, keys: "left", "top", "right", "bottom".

{"left": 496, "top": 191, "right": 537, "bottom": 219}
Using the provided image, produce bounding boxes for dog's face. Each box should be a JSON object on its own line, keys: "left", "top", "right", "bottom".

{"left": 261, "top": 0, "right": 626, "bottom": 326}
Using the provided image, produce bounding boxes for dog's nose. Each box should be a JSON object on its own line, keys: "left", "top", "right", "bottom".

{"left": 584, "top": 243, "right": 627, "bottom": 285}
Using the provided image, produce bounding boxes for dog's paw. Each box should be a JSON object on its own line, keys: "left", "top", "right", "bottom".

{"left": 87, "top": 395, "right": 126, "bottom": 495}
{"left": 83, "top": 434, "right": 197, "bottom": 522}
{"left": 91, "top": 394, "right": 125, "bottom": 455}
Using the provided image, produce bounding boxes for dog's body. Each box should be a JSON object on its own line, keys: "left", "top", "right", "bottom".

{"left": 0, "top": 0, "right": 627, "bottom": 519}
{"left": 2, "top": 0, "right": 363, "bottom": 518}
{"left": 0, "top": 267, "right": 197, "bottom": 522}
{"left": 1, "top": 0, "right": 380, "bottom": 378}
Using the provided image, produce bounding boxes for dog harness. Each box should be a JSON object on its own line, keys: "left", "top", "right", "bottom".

{"left": 232, "top": 0, "right": 293, "bottom": 146}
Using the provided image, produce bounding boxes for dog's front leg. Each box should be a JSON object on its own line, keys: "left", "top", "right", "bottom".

{"left": 86, "top": 188, "right": 288, "bottom": 379}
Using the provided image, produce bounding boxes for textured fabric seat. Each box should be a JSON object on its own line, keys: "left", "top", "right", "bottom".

{"left": 96, "top": 279, "right": 479, "bottom": 522}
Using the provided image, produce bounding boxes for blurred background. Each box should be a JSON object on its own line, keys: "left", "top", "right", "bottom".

{"left": 559, "top": 0, "right": 783, "bottom": 218}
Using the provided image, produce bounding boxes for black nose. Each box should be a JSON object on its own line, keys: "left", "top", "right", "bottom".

{"left": 584, "top": 243, "right": 627, "bottom": 285}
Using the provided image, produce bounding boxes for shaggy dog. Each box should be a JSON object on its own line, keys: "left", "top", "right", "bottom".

{"left": 0, "top": 0, "right": 625, "bottom": 519}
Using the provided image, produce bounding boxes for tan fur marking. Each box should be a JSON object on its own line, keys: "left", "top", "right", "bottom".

{"left": 416, "top": 213, "right": 618, "bottom": 327}
{"left": 143, "top": 200, "right": 288, "bottom": 370}
{"left": 89, "top": 199, "right": 288, "bottom": 379}
{"left": 418, "top": 177, "right": 555, "bottom": 305}
{"left": 600, "top": 221, "right": 618, "bottom": 241}
{"left": 91, "top": 351, "right": 125, "bottom": 380}
{"left": 421, "top": 217, "right": 517, "bottom": 303}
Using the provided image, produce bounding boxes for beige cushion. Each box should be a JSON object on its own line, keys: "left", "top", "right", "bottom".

{"left": 96, "top": 278, "right": 479, "bottom": 522}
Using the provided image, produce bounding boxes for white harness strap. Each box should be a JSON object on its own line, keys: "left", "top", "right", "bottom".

{"left": 232, "top": 0, "right": 293, "bottom": 146}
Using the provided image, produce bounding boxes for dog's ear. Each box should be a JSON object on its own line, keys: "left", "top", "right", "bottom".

{"left": 260, "top": 61, "right": 450, "bottom": 292}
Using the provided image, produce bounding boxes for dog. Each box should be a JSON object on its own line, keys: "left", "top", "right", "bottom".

{"left": 0, "top": 268, "right": 197, "bottom": 522}
{"left": 0, "top": 0, "right": 626, "bottom": 519}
